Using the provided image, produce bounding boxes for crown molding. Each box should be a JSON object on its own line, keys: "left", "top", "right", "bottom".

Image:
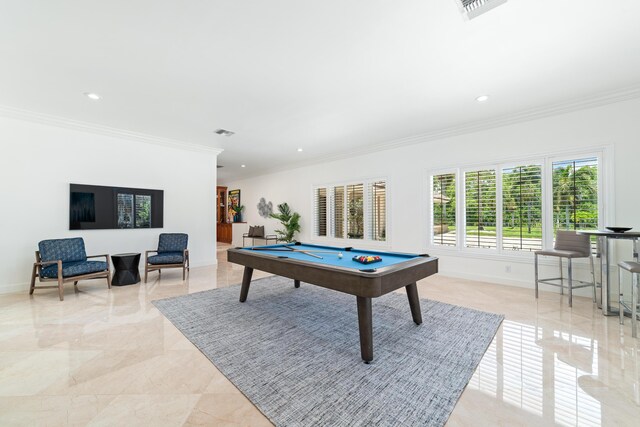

{"left": 0, "top": 105, "right": 224, "bottom": 156}
{"left": 223, "top": 84, "right": 640, "bottom": 182}
{"left": 308, "top": 84, "right": 640, "bottom": 163}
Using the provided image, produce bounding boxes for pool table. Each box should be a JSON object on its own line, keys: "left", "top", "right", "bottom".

{"left": 227, "top": 242, "right": 438, "bottom": 362}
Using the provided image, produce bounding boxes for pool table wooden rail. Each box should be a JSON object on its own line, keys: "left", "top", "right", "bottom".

{"left": 227, "top": 247, "right": 437, "bottom": 298}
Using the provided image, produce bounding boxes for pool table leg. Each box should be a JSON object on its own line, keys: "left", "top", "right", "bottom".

{"left": 239, "top": 267, "right": 253, "bottom": 302}
{"left": 406, "top": 282, "right": 423, "bottom": 325}
{"left": 356, "top": 296, "right": 373, "bottom": 363}
{"left": 294, "top": 279, "right": 300, "bottom": 288}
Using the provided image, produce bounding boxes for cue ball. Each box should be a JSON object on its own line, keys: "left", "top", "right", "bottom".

{"left": 338, "top": 252, "right": 343, "bottom": 259}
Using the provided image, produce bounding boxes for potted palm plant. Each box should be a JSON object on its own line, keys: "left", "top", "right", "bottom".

{"left": 269, "top": 203, "right": 301, "bottom": 243}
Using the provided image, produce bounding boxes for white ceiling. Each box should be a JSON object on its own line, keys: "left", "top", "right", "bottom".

{"left": 1, "top": 1, "right": 640, "bottom": 181}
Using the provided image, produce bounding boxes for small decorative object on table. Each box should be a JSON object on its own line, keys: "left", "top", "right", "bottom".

{"left": 605, "top": 226, "right": 633, "bottom": 233}
{"left": 353, "top": 255, "right": 382, "bottom": 264}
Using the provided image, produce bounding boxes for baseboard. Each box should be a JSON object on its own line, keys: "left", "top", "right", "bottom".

{"left": 438, "top": 269, "right": 595, "bottom": 298}
{"left": 0, "top": 282, "right": 28, "bottom": 295}
{"left": 0, "top": 261, "right": 218, "bottom": 296}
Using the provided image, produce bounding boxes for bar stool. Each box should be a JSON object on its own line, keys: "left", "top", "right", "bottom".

{"left": 618, "top": 261, "right": 640, "bottom": 338}
{"left": 534, "top": 230, "right": 596, "bottom": 307}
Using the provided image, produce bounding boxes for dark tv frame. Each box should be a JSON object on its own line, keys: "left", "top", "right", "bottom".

{"left": 69, "top": 183, "right": 164, "bottom": 230}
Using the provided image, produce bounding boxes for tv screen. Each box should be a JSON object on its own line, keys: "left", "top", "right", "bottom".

{"left": 69, "top": 183, "right": 163, "bottom": 230}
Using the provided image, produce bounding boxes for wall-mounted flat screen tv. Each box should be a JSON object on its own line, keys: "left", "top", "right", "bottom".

{"left": 70, "top": 183, "right": 164, "bottom": 230}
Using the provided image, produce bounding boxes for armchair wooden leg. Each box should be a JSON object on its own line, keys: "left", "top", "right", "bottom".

{"left": 182, "top": 266, "right": 186, "bottom": 281}
{"left": 29, "top": 264, "right": 37, "bottom": 295}
{"left": 74, "top": 281, "right": 78, "bottom": 286}
{"left": 144, "top": 266, "right": 148, "bottom": 283}
{"left": 58, "top": 278, "right": 64, "bottom": 301}
{"left": 106, "top": 272, "right": 112, "bottom": 289}
{"left": 57, "top": 261, "right": 64, "bottom": 301}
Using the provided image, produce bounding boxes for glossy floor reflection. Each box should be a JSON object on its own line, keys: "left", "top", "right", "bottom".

{"left": 0, "top": 243, "right": 639, "bottom": 426}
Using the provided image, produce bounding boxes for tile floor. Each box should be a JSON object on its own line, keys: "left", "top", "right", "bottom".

{"left": 1, "top": 243, "right": 639, "bottom": 426}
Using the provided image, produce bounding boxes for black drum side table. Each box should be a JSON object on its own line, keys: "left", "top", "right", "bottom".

{"left": 111, "top": 253, "right": 141, "bottom": 286}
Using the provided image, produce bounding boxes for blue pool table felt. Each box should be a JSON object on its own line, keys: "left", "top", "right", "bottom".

{"left": 240, "top": 243, "right": 420, "bottom": 270}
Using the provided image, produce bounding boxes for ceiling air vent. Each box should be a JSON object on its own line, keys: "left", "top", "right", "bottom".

{"left": 458, "top": 0, "right": 507, "bottom": 20}
{"left": 214, "top": 129, "right": 235, "bottom": 137}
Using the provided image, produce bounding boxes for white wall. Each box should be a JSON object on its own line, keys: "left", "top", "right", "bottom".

{"left": 221, "top": 98, "right": 640, "bottom": 292}
{"left": 0, "top": 115, "right": 220, "bottom": 293}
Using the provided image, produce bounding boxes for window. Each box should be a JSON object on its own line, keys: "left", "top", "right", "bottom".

{"left": 346, "top": 183, "right": 364, "bottom": 239}
{"left": 333, "top": 186, "right": 345, "bottom": 238}
{"left": 502, "top": 165, "right": 542, "bottom": 251}
{"left": 552, "top": 157, "right": 598, "bottom": 233}
{"left": 428, "top": 150, "right": 604, "bottom": 255}
{"left": 432, "top": 173, "right": 456, "bottom": 247}
{"left": 313, "top": 179, "right": 387, "bottom": 242}
{"left": 315, "top": 188, "right": 327, "bottom": 236}
{"left": 465, "top": 169, "right": 497, "bottom": 249}
{"left": 369, "top": 181, "right": 386, "bottom": 241}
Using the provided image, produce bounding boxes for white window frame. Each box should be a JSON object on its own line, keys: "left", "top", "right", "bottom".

{"left": 312, "top": 177, "right": 390, "bottom": 247}
{"left": 544, "top": 150, "right": 605, "bottom": 249}
{"left": 426, "top": 146, "right": 611, "bottom": 261}
{"left": 460, "top": 164, "right": 500, "bottom": 254}
{"left": 499, "top": 159, "right": 545, "bottom": 253}
{"left": 430, "top": 169, "right": 459, "bottom": 248}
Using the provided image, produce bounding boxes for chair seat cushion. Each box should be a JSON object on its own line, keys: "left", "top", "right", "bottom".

{"left": 535, "top": 249, "right": 589, "bottom": 258}
{"left": 148, "top": 252, "right": 184, "bottom": 265}
{"left": 619, "top": 261, "right": 640, "bottom": 273}
{"left": 41, "top": 261, "right": 108, "bottom": 278}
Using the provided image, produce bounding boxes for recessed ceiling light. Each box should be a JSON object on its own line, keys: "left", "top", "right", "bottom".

{"left": 297, "top": 148, "right": 303, "bottom": 152}
{"left": 476, "top": 95, "right": 489, "bottom": 102}
{"left": 84, "top": 92, "right": 101, "bottom": 100}
{"left": 241, "top": 164, "right": 246, "bottom": 168}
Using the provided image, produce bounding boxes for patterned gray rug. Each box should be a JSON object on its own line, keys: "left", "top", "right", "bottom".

{"left": 153, "top": 276, "right": 503, "bottom": 426}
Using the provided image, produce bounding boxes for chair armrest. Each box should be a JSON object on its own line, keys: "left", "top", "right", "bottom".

{"left": 243, "top": 233, "right": 249, "bottom": 237}
{"left": 144, "top": 250, "right": 158, "bottom": 265}
{"left": 265, "top": 234, "right": 277, "bottom": 238}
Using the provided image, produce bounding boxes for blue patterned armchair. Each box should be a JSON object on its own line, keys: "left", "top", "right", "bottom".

{"left": 144, "top": 233, "right": 190, "bottom": 282}
{"left": 30, "top": 237, "right": 111, "bottom": 301}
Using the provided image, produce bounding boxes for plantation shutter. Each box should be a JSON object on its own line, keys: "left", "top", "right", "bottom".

{"left": 368, "top": 181, "right": 386, "bottom": 241}
{"left": 465, "top": 169, "right": 497, "bottom": 249}
{"left": 333, "top": 186, "right": 345, "bottom": 238}
{"left": 315, "top": 187, "right": 327, "bottom": 237}
{"left": 552, "top": 157, "right": 599, "bottom": 234}
{"left": 501, "top": 165, "right": 543, "bottom": 251}
{"left": 432, "top": 173, "right": 456, "bottom": 246}
{"left": 346, "top": 183, "right": 364, "bottom": 239}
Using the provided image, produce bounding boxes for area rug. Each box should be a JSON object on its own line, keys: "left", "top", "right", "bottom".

{"left": 153, "top": 276, "right": 503, "bottom": 426}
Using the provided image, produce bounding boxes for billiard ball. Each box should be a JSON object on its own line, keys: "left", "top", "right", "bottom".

{"left": 338, "top": 252, "right": 343, "bottom": 259}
